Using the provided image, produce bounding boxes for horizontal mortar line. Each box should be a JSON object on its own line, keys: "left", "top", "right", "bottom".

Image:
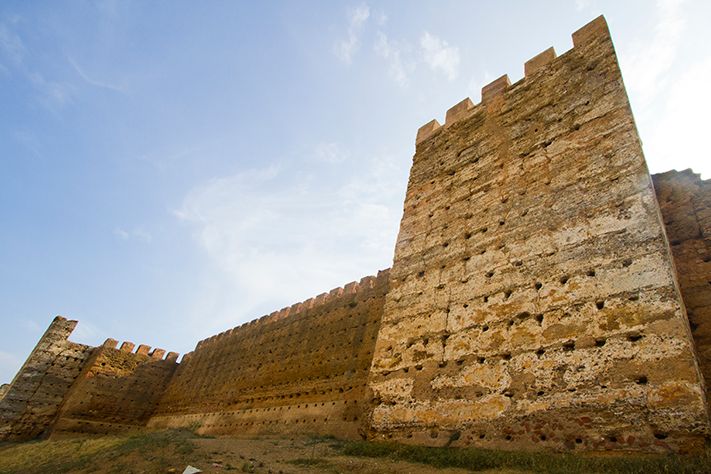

{"left": 381, "top": 281, "right": 676, "bottom": 330}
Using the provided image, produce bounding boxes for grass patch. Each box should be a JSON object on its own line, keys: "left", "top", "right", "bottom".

{"left": 338, "top": 440, "right": 711, "bottom": 473}
{"left": 306, "top": 433, "right": 344, "bottom": 448}
{"left": 0, "top": 430, "right": 198, "bottom": 474}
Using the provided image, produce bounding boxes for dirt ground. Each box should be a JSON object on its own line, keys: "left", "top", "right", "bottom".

{"left": 1, "top": 430, "right": 708, "bottom": 473}
{"left": 188, "top": 436, "right": 501, "bottom": 474}
{"left": 0, "top": 431, "right": 516, "bottom": 474}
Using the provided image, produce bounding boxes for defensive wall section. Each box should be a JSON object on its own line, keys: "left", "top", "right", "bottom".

{"left": 1, "top": 16, "right": 710, "bottom": 454}
{"left": 147, "top": 270, "right": 389, "bottom": 439}
{"left": 0, "top": 316, "right": 180, "bottom": 440}
{"left": 653, "top": 170, "right": 711, "bottom": 391}
{"left": 365, "top": 16, "right": 709, "bottom": 453}
{"left": 0, "top": 317, "right": 92, "bottom": 440}
{"left": 49, "top": 339, "right": 179, "bottom": 437}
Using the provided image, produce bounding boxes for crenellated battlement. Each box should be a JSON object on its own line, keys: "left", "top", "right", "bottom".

{"left": 102, "top": 337, "right": 180, "bottom": 363}
{"left": 195, "top": 269, "right": 389, "bottom": 350}
{"left": 416, "top": 16, "right": 610, "bottom": 145}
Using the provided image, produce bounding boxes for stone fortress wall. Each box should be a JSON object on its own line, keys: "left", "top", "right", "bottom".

{"left": 653, "top": 170, "right": 711, "bottom": 391}
{"left": 49, "top": 338, "right": 180, "bottom": 437}
{"left": 1, "top": 16, "right": 710, "bottom": 453}
{"left": 0, "top": 316, "right": 180, "bottom": 440}
{"left": 0, "top": 317, "right": 93, "bottom": 440}
{"left": 146, "top": 270, "right": 389, "bottom": 439}
{"left": 365, "top": 15, "right": 709, "bottom": 454}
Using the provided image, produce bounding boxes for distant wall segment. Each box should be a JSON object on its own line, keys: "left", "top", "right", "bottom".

{"left": 653, "top": 170, "right": 711, "bottom": 395}
{"left": 147, "top": 270, "right": 389, "bottom": 439}
{"left": 49, "top": 339, "right": 179, "bottom": 437}
{"left": 0, "top": 317, "right": 92, "bottom": 441}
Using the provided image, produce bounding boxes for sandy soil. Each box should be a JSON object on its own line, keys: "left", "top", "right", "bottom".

{"left": 0, "top": 432, "right": 521, "bottom": 474}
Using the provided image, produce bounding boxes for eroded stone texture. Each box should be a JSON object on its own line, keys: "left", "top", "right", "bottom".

{"left": 49, "top": 343, "right": 179, "bottom": 437}
{"left": 653, "top": 169, "right": 711, "bottom": 393}
{"left": 0, "top": 317, "right": 93, "bottom": 441}
{"left": 147, "top": 270, "right": 389, "bottom": 439}
{"left": 365, "top": 16, "right": 709, "bottom": 453}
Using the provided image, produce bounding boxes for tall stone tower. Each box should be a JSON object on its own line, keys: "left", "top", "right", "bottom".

{"left": 366, "top": 16, "right": 709, "bottom": 452}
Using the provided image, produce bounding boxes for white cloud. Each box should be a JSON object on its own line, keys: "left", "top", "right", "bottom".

{"left": 69, "top": 319, "right": 105, "bottom": 346}
{"left": 29, "top": 72, "right": 74, "bottom": 109}
{"left": 0, "top": 22, "right": 25, "bottom": 65}
{"left": 621, "top": 0, "right": 685, "bottom": 107}
{"left": 114, "top": 227, "right": 152, "bottom": 243}
{"left": 174, "top": 151, "right": 405, "bottom": 336}
{"left": 374, "top": 10, "right": 388, "bottom": 26}
{"left": 420, "top": 31, "right": 460, "bottom": 80}
{"left": 0, "top": 21, "right": 73, "bottom": 110}
{"left": 334, "top": 4, "right": 370, "bottom": 64}
{"left": 374, "top": 32, "right": 411, "bottom": 87}
{"left": 314, "top": 142, "right": 349, "bottom": 163}
{"left": 68, "top": 56, "right": 127, "bottom": 94}
{"left": 575, "top": 0, "right": 592, "bottom": 11}
{"left": 643, "top": 57, "right": 711, "bottom": 178}
{"left": 617, "top": 0, "right": 710, "bottom": 178}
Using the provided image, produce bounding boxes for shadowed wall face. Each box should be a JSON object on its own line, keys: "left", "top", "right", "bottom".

{"left": 147, "top": 270, "right": 389, "bottom": 439}
{"left": 50, "top": 343, "right": 179, "bottom": 437}
{"left": 366, "top": 17, "right": 709, "bottom": 453}
{"left": 653, "top": 170, "right": 711, "bottom": 393}
{"left": 0, "top": 317, "right": 92, "bottom": 441}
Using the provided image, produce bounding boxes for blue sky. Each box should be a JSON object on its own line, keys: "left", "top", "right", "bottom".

{"left": 1, "top": 0, "right": 710, "bottom": 382}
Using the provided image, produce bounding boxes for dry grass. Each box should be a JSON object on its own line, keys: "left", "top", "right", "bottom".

{"left": 1, "top": 430, "right": 710, "bottom": 473}
{"left": 0, "top": 430, "right": 196, "bottom": 473}
{"left": 337, "top": 438, "right": 711, "bottom": 473}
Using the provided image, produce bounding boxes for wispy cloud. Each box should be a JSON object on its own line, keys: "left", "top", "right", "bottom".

{"left": 29, "top": 72, "right": 74, "bottom": 109}
{"left": 374, "top": 32, "right": 411, "bottom": 87}
{"left": 334, "top": 4, "right": 370, "bottom": 64}
{"left": 114, "top": 227, "right": 152, "bottom": 243}
{"left": 0, "top": 21, "right": 25, "bottom": 66}
{"left": 575, "top": 0, "right": 592, "bottom": 11}
{"left": 617, "top": 0, "right": 710, "bottom": 178}
{"left": 174, "top": 148, "right": 405, "bottom": 336}
{"left": 68, "top": 56, "right": 127, "bottom": 94}
{"left": 644, "top": 57, "right": 711, "bottom": 178}
{"left": 420, "top": 31, "right": 460, "bottom": 80}
{"left": 70, "top": 319, "right": 105, "bottom": 346}
{"left": 0, "top": 20, "right": 74, "bottom": 110}
{"left": 314, "top": 142, "right": 349, "bottom": 164}
{"left": 374, "top": 10, "right": 388, "bottom": 27}
{"left": 13, "top": 130, "right": 43, "bottom": 158}
{"left": 621, "top": 0, "right": 685, "bottom": 107}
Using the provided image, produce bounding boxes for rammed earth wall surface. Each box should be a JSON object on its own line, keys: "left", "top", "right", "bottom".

{"left": 365, "top": 16, "right": 709, "bottom": 453}
{"left": 146, "top": 270, "right": 389, "bottom": 438}
{"left": 0, "top": 317, "right": 92, "bottom": 441}
{"left": 653, "top": 170, "right": 711, "bottom": 394}
{"left": 1, "top": 16, "right": 709, "bottom": 453}
{"left": 49, "top": 340, "right": 179, "bottom": 437}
